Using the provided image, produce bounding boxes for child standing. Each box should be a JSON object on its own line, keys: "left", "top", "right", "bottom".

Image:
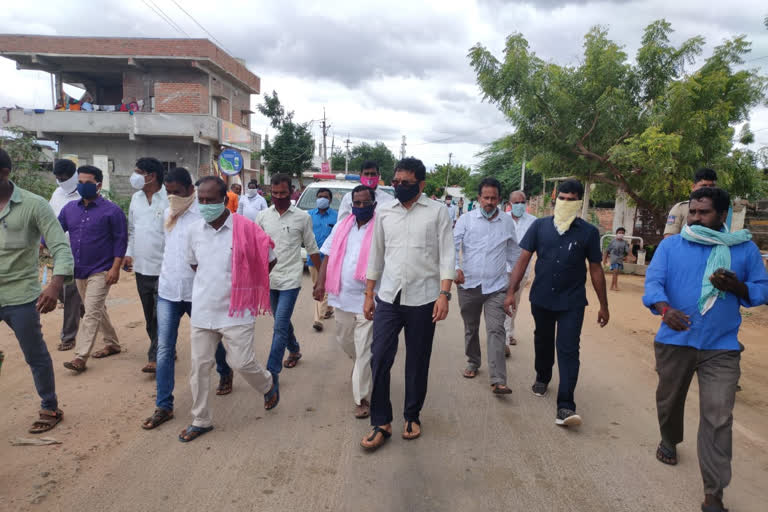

{"left": 604, "top": 227, "right": 629, "bottom": 291}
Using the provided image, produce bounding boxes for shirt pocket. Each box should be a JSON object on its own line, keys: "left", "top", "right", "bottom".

{"left": 1, "top": 224, "right": 29, "bottom": 249}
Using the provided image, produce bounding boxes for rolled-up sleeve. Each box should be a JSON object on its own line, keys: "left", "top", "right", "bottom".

{"left": 366, "top": 212, "right": 385, "bottom": 281}
{"left": 437, "top": 205, "right": 456, "bottom": 281}
{"left": 36, "top": 199, "right": 73, "bottom": 280}
{"left": 110, "top": 207, "right": 128, "bottom": 258}
{"left": 642, "top": 241, "right": 670, "bottom": 314}
{"left": 740, "top": 243, "right": 768, "bottom": 308}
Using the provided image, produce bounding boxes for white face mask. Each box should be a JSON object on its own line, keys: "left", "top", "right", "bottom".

{"left": 130, "top": 172, "right": 147, "bottom": 190}
{"left": 57, "top": 172, "right": 79, "bottom": 195}
{"left": 246, "top": 188, "right": 258, "bottom": 198}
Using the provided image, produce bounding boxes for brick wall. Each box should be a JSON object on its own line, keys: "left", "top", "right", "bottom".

{"left": 155, "top": 83, "right": 207, "bottom": 114}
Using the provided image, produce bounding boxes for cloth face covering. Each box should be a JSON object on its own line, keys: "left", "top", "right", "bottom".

{"left": 360, "top": 176, "right": 378, "bottom": 188}
{"left": 57, "top": 173, "right": 79, "bottom": 195}
{"left": 394, "top": 183, "right": 420, "bottom": 203}
{"left": 272, "top": 197, "right": 291, "bottom": 210}
{"left": 480, "top": 206, "right": 496, "bottom": 219}
{"left": 165, "top": 194, "right": 195, "bottom": 231}
{"left": 198, "top": 202, "right": 226, "bottom": 223}
{"left": 316, "top": 197, "right": 330, "bottom": 210}
{"left": 246, "top": 188, "right": 258, "bottom": 198}
{"left": 511, "top": 203, "right": 526, "bottom": 218}
{"left": 553, "top": 198, "right": 583, "bottom": 235}
{"left": 76, "top": 182, "right": 99, "bottom": 200}
{"left": 352, "top": 204, "right": 375, "bottom": 224}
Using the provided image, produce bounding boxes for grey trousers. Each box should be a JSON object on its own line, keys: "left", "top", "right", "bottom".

{"left": 458, "top": 286, "right": 507, "bottom": 385}
{"left": 58, "top": 282, "right": 84, "bottom": 343}
{"left": 654, "top": 342, "right": 740, "bottom": 499}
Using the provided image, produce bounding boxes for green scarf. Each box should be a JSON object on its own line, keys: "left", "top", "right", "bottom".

{"left": 680, "top": 224, "right": 752, "bottom": 315}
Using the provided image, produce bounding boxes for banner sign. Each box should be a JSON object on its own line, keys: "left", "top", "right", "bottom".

{"left": 219, "top": 148, "right": 244, "bottom": 175}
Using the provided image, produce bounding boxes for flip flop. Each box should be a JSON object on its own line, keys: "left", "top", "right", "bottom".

{"left": 656, "top": 442, "right": 678, "bottom": 465}
{"left": 463, "top": 367, "right": 477, "bottom": 378}
{"left": 264, "top": 377, "right": 280, "bottom": 410}
{"left": 361, "top": 426, "right": 391, "bottom": 451}
{"left": 283, "top": 352, "right": 302, "bottom": 368}
{"left": 178, "top": 425, "right": 213, "bottom": 443}
{"left": 92, "top": 346, "right": 121, "bottom": 359}
{"left": 492, "top": 384, "right": 513, "bottom": 395}
{"left": 402, "top": 420, "right": 421, "bottom": 440}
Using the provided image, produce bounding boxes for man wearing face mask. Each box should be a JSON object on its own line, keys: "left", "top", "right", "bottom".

{"left": 444, "top": 195, "right": 457, "bottom": 225}
{"left": 313, "top": 185, "right": 379, "bottom": 418}
{"left": 59, "top": 166, "right": 127, "bottom": 373}
{"left": 124, "top": 157, "right": 169, "bottom": 373}
{"left": 48, "top": 159, "right": 84, "bottom": 351}
{"left": 504, "top": 190, "right": 537, "bottom": 349}
{"left": 603, "top": 227, "right": 629, "bottom": 291}
{"left": 307, "top": 187, "right": 337, "bottom": 332}
{"left": 256, "top": 174, "right": 321, "bottom": 374}
{"left": 337, "top": 161, "right": 393, "bottom": 222}
{"left": 504, "top": 179, "right": 609, "bottom": 427}
{"left": 360, "top": 157, "right": 455, "bottom": 451}
{"left": 454, "top": 178, "right": 518, "bottom": 394}
{"left": 237, "top": 179, "right": 268, "bottom": 221}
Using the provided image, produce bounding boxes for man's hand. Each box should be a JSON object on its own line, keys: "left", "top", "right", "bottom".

{"left": 710, "top": 271, "right": 749, "bottom": 300}
{"left": 663, "top": 308, "right": 691, "bottom": 331}
{"left": 106, "top": 266, "right": 120, "bottom": 286}
{"left": 454, "top": 269, "right": 465, "bottom": 285}
{"left": 364, "top": 294, "right": 375, "bottom": 321}
{"left": 36, "top": 284, "right": 60, "bottom": 314}
{"left": 597, "top": 308, "right": 609, "bottom": 328}
{"left": 432, "top": 295, "right": 449, "bottom": 323}
{"left": 123, "top": 256, "right": 133, "bottom": 272}
{"left": 313, "top": 282, "right": 325, "bottom": 302}
{"left": 503, "top": 292, "right": 517, "bottom": 317}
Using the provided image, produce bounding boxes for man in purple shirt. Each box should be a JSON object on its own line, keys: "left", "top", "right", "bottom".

{"left": 58, "top": 165, "right": 127, "bottom": 373}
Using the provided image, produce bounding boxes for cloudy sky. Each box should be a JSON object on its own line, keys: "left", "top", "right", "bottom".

{"left": 1, "top": 0, "right": 767, "bottom": 169}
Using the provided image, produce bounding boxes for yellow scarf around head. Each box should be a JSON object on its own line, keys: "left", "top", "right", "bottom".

{"left": 553, "top": 198, "right": 583, "bottom": 235}
{"left": 165, "top": 194, "right": 196, "bottom": 231}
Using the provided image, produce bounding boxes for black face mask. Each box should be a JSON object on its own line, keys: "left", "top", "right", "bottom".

{"left": 352, "top": 204, "right": 375, "bottom": 224}
{"left": 394, "top": 183, "right": 420, "bottom": 203}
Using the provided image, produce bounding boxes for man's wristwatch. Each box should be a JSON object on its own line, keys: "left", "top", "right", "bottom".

{"left": 439, "top": 290, "right": 452, "bottom": 301}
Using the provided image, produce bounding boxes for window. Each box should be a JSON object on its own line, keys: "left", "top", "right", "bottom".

{"left": 241, "top": 111, "right": 249, "bottom": 127}
{"left": 161, "top": 161, "right": 176, "bottom": 172}
{"left": 210, "top": 98, "right": 218, "bottom": 117}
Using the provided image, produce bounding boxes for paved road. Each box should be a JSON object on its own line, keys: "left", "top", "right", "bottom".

{"left": 1, "top": 274, "right": 766, "bottom": 511}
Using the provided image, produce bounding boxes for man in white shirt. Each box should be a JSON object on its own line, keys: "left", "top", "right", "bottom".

{"left": 237, "top": 179, "right": 268, "bottom": 221}
{"left": 123, "top": 157, "right": 169, "bottom": 373}
{"left": 141, "top": 168, "right": 233, "bottom": 430}
{"left": 48, "top": 159, "right": 83, "bottom": 351}
{"left": 504, "top": 190, "right": 537, "bottom": 347}
{"left": 256, "top": 174, "right": 321, "bottom": 375}
{"left": 454, "top": 178, "right": 518, "bottom": 394}
{"left": 444, "top": 195, "right": 457, "bottom": 225}
{"left": 337, "top": 160, "right": 394, "bottom": 222}
{"left": 179, "top": 176, "right": 278, "bottom": 443}
{"left": 313, "top": 185, "right": 379, "bottom": 419}
{"left": 360, "top": 157, "right": 455, "bottom": 451}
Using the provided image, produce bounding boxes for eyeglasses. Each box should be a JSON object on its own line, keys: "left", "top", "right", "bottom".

{"left": 391, "top": 180, "right": 418, "bottom": 187}
{"left": 352, "top": 200, "right": 374, "bottom": 207}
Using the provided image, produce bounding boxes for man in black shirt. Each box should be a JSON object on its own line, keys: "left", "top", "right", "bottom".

{"left": 504, "top": 179, "right": 609, "bottom": 426}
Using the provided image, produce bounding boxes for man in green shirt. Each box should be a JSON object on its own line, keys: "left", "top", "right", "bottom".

{"left": 0, "top": 148, "right": 73, "bottom": 433}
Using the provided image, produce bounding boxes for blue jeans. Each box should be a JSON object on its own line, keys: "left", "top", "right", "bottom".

{"left": 0, "top": 301, "right": 58, "bottom": 411}
{"left": 155, "top": 298, "right": 231, "bottom": 411}
{"left": 266, "top": 288, "right": 301, "bottom": 375}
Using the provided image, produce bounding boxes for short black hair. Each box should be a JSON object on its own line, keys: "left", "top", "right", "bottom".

{"left": 361, "top": 160, "right": 380, "bottom": 173}
{"left": 316, "top": 187, "right": 333, "bottom": 200}
{"left": 0, "top": 148, "right": 11, "bottom": 170}
{"left": 690, "top": 186, "right": 730, "bottom": 214}
{"left": 196, "top": 175, "right": 227, "bottom": 200}
{"left": 445, "top": 194, "right": 453, "bottom": 200}
{"left": 616, "top": 227, "right": 626, "bottom": 234}
{"left": 78, "top": 165, "right": 103, "bottom": 183}
{"left": 165, "top": 167, "right": 193, "bottom": 188}
{"left": 477, "top": 177, "right": 502, "bottom": 197}
{"left": 693, "top": 168, "right": 717, "bottom": 184}
{"left": 271, "top": 174, "right": 294, "bottom": 189}
{"left": 395, "top": 157, "right": 426, "bottom": 181}
{"left": 135, "top": 157, "right": 165, "bottom": 184}
{"left": 53, "top": 158, "right": 76, "bottom": 177}
{"left": 248, "top": 179, "right": 259, "bottom": 188}
{"left": 231, "top": 183, "right": 241, "bottom": 190}
{"left": 557, "top": 179, "right": 584, "bottom": 199}
{"left": 351, "top": 185, "right": 375, "bottom": 202}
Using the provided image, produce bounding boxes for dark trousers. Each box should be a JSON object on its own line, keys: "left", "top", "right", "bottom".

{"left": 58, "top": 282, "right": 84, "bottom": 343}
{"left": 531, "top": 304, "right": 585, "bottom": 411}
{"left": 655, "top": 343, "right": 740, "bottom": 499}
{"left": 135, "top": 273, "right": 159, "bottom": 362}
{"left": 370, "top": 297, "right": 436, "bottom": 426}
{"left": 0, "top": 301, "right": 58, "bottom": 411}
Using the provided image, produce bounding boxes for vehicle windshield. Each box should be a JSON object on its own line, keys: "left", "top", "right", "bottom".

{"left": 297, "top": 185, "right": 394, "bottom": 210}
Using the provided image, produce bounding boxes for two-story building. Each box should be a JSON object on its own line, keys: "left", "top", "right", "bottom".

{"left": 0, "top": 34, "right": 261, "bottom": 195}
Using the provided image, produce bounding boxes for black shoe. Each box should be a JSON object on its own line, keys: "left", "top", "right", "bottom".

{"left": 555, "top": 408, "right": 582, "bottom": 427}
{"left": 531, "top": 381, "right": 548, "bottom": 397}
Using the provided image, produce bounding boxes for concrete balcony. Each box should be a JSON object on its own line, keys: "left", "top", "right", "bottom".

{"left": 1, "top": 109, "right": 222, "bottom": 144}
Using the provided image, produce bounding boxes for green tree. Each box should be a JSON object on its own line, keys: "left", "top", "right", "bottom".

{"left": 257, "top": 91, "right": 314, "bottom": 177}
{"left": 424, "top": 163, "right": 472, "bottom": 197}
{"left": 466, "top": 135, "right": 543, "bottom": 199}
{"left": 0, "top": 128, "right": 55, "bottom": 199}
{"left": 469, "top": 20, "right": 767, "bottom": 230}
{"left": 331, "top": 141, "right": 398, "bottom": 183}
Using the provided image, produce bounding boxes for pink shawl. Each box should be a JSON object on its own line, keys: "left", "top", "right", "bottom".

{"left": 229, "top": 213, "right": 275, "bottom": 317}
{"left": 325, "top": 213, "right": 376, "bottom": 296}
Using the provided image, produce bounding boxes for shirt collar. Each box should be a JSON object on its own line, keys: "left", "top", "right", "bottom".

{"left": 204, "top": 211, "right": 233, "bottom": 232}
{"left": 8, "top": 182, "right": 23, "bottom": 204}
{"left": 79, "top": 195, "right": 104, "bottom": 207}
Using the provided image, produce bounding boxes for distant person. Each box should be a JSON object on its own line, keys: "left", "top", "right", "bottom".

{"left": 504, "top": 190, "right": 537, "bottom": 349}
{"left": 180, "top": 176, "right": 278, "bottom": 442}
{"left": 643, "top": 187, "right": 768, "bottom": 512}
{"left": 307, "top": 187, "right": 337, "bottom": 332}
{"left": 314, "top": 185, "right": 380, "bottom": 419}
{"left": 457, "top": 197, "right": 464, "bottom": 216}
{"left": 48, "top": 158, "right": 83, "bottom": 351}
{"left": 664, "top": 168, "right": 717, "bottom": 238}
{"left": 124, "top": 157, "right": 169, "bottom": 373}
{"left": 360, "top": 157, "right": 455, "bottom": 451}
{"left": 504, "top": 179, "right": 609, "bottom": 427}
{"left": 237, "top": 179, "right": 268, "bottom": 221}
{"left": 454, "top": 178, "right": 517, "bottom": 394}
{"left": 604, "top": 227, "right": 630, "bottom": 291}
{"left": 444, "top": 194, "right": 457, "bottom": 224}
{"left": 59, "top": 166, "right": 127, "bottom": 373}
{"left": 338, "top": 160, "right": 393, "bottom": 221}
{"left": 0, "top": 148, "right": 72, "bottom": 434}
{"left": 226, "top": 183, "right": 241, "bottom": 214}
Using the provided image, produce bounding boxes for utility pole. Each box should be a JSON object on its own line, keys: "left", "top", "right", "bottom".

{"left": 321, "top": 107, "right": 330, "bottom": 163}
{"left": 445, "top": 152, "right": 452, "bottom": 189}
{"left": 400, "top": 135, "right": 407, "bottom": 160}
{"left": 330, "top": 134, "right": 335, "bottom": 169}
{"left": 345, "top": 134, "right": 351, "bottom": 174}
{"left": 520, "top": 151, "right": 526, "bottom": 191}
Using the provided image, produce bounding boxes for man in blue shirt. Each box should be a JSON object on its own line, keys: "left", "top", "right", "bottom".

{"left": 505, "top": 179, "right": 609, "bottom": 427}
{"left": 308, "top": 187, "right": 337, "bottom": 332}
{"left": 643, "top": 187, "right": 768, "bottom": 512}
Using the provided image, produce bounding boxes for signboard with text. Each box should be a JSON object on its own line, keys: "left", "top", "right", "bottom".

{"left": 219, "top": 120, "right": 252, "bottom": 147}
{"left": 219, "top": 149, "right": 244, "bottom": 176}
{"left": 321, "top": 161, "right": 330, "bottom": 173}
